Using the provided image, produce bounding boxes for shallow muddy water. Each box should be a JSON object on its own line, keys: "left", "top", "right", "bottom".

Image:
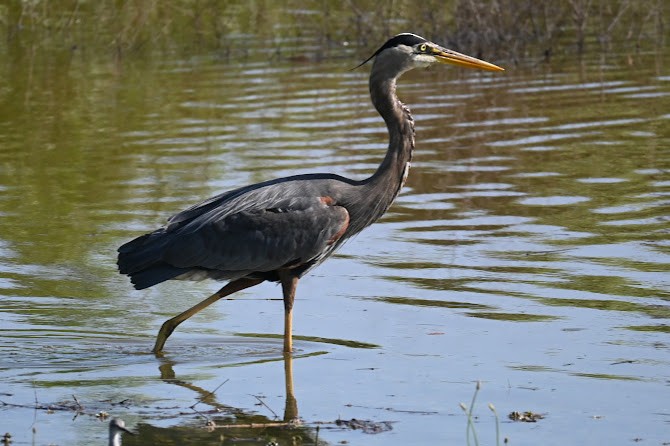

{"left": 1, "top": 32, "right": 669, "bottom": 446}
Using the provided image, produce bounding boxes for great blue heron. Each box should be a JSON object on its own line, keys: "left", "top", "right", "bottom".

{"left": 118, "top": 33, "right": 504, "bottom": 354}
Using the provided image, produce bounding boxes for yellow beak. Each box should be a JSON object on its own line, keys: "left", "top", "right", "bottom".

{"left": 433, "top": 47, "right": 504, "bottom": 72}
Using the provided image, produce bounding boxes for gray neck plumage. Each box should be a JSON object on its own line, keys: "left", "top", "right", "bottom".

{"left": 352, "top": 68, "right": 415, "bottom": 231}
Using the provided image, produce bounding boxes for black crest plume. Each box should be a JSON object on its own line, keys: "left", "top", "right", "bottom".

{"left": 353, "top": 33, "right": 428, "bottom": 69}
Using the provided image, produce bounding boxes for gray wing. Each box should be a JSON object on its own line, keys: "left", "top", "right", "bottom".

{"left": 162, "top": 195, "right": 350, "bottom": 274}
{"left": 165, "top": 173, "right": 351, "bottom": 228}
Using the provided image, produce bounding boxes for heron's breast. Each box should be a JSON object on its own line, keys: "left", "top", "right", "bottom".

{"left": 400, "top": 161, "right": 411, "bottom": 189}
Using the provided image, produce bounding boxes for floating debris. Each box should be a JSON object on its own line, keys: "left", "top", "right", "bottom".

{"left": 335, "top": 418, "right": 394, "bottom": 434}
{"left": 508, "top": 411, "right": 545, "bottom": 422}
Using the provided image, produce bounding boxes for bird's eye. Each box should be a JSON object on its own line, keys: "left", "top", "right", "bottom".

{"left": 419, "top": 44, "right": 427, "bottom": 52}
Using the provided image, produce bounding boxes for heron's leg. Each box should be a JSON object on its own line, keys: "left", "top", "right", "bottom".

{"left": 278, "top": 271, "right": 299, "bottom": 353}
{"left": 153, "top": 277, "right": 263, "bottom": 354}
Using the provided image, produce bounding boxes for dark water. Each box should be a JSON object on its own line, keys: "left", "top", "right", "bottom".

{"left": 0, "top": 36, "right": 668, "bottom": 445}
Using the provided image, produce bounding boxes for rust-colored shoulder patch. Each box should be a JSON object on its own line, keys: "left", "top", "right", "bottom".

{"left": 328, "top": 207, "right": 350, "bottom": 245}
{"left": 319, "top": 196, "right": 336, "bottom": 206}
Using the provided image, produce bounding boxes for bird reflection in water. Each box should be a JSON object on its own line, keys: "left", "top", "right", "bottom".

{"left": 151, "top": 353, "right": 303, "bottom": 436}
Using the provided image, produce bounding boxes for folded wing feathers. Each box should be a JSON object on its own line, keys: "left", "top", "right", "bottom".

{"left": 117, "top": 181, "right": 349, "bottom": 289}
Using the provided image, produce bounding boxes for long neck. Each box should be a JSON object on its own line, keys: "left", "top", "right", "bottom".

{"left": 354, "top": 69, "right": 415, "bottom": 227}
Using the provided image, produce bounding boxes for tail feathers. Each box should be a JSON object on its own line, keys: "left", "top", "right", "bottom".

{"left": 117, "top": 229, "right": 172, "bottom": 274}
{"left": 128, "top": 264, "right": 189, "bottom": 290}
{"left": 118, "top": 229, "right": 187, "bottom": 289}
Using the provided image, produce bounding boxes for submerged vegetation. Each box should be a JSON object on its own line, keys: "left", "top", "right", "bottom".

{"left": 0, "top": 0, "right": 666, "bottom": 63}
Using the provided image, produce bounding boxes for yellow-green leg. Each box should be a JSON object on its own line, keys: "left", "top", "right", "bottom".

{"left": 278, "top": 271, "right": 299, "bottom": 353}
{"left": 152, "top": 277, "right": 263, "bottom": 354}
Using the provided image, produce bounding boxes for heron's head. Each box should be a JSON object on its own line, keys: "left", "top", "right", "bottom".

{"left": 357, "top": 33, "right": 504, "bottom": 77}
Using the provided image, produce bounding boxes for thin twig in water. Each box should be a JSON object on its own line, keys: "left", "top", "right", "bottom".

{"left": 215, "top": 421, "right": 294, "bottom": 429}
{"left": 252, "top": 395, "right": 278, "bottom": 419}
{"left": 31, "top": 385, "right": 38, "bottom": 433}
{"left": 190, "top": 404, "right": 211, "bottom": 422}
{"left": 189, "top": 379, "right": 229, "bottom": 410}
{"left": 189, "top": 379, "right": 230, "bottom": 423}
{"left": 72, "top": 395, "right": 83, "bottom": 411}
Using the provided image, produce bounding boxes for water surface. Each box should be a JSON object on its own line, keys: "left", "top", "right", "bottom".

{"left": 0, "top": 38, "right": 668, "bottom": 445}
